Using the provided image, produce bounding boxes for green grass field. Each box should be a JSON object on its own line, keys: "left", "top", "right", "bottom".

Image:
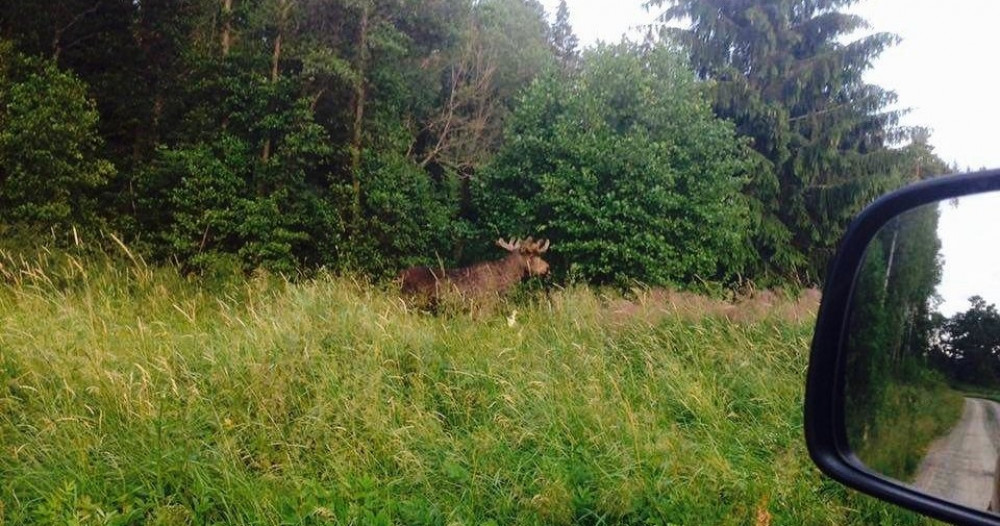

{"left": 853, "top": 377, "right": 965, "bottom": 484}
{"left": 0, "top": 249, "right": 940, "bottom": 524}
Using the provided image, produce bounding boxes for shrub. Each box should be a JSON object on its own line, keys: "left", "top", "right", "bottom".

{"left": 474, "top": 42, "right": 754, "bottom": 287}
{"left": 0, "top": 41, "right": 114, "bottom": 231}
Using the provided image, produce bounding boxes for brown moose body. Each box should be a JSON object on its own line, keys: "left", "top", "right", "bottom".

{"left": 398, "top": 237, "right": 550, "bottom": 304}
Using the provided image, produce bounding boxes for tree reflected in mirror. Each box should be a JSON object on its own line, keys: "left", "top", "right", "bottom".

{"left": 933, "top": 297, "right": 1000, "bottom": 386}
{"left": 846, "top": 192, "right": 1000, "bottom": 513}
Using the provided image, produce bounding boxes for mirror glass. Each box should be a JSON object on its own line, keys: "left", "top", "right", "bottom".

{"left": 846, "top": 190, "right": 1000, "bottom": 513}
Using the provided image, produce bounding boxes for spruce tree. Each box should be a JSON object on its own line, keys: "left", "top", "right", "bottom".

{"left": 550, "top": 0, "right": 579, "bottom": 72}
{"left": 650, "top": 0, "right": 910, "bottom": 284}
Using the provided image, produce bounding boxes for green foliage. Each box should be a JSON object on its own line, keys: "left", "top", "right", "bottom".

{"left": 410, "top": 0, "right": 558, "bottom": 178}
{"left": 933, "top": 297, "right": 1000, "bottom": 386}
{"left": 853, "top": 374, "right": 964, "bottom": 483}
{"left": 131, "top": 46, "right": 348, "bottom": 274}
{"left": 652, "top": 0, "right": 917, "bottom": 284}
{"left": 844, "top": 202, "right": 946, "bottom": 465}
{"left": 549, "top": 0, "right": 579, "bottom": 72}
{"left": 350, "top": 149, "right": 461, "bottom": 277}
{"left": 476, "top": 43, "right": 753, "bottom": 287}
{"left": 145, "top": 138, "right": 246, "bottom": 261}
{"left": 138, "top": 113, "right": 334, "bottom": 274}
{"left": 474, "top": 0, "right": 556, "bottom": 102}
{"left": 0, "top": 42, "right": 114, "bottom": 230}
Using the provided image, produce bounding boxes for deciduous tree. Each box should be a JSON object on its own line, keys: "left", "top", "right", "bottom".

{"left": 475, "top": 43, "right": 754, "bottom": 286}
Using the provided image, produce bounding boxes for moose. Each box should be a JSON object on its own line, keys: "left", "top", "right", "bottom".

{"left": 398, "top": 237, "right": 551, "bottom": 304}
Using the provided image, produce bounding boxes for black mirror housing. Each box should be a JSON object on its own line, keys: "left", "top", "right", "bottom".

{"left": 806, "top": 167, "right": 1000, "bottom": 526}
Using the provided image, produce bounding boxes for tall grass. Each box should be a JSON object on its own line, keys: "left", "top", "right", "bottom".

{"left": 0, "top": 249, "right": 939, "bottom": 524}
{"left": 853, "top": 376, "right": 965, "bottom": 483}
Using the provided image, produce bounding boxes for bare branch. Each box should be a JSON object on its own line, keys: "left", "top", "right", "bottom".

{"left": 52, "top": 0, "right": 102, "bottom": 60}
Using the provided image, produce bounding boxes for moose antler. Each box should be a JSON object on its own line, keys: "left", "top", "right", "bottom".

{"left": 496, "top": 238, "right": 521, "bottom": 251}
{"left": 497, "top": 237, "right": 550, "bottom": 254}
{"left": 517, "top": 237, "right": 550, "bottom": 254}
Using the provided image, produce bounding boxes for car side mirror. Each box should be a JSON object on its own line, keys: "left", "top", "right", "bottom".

{"left": 807, "top": 168, "right": 1000, "bottom": 525}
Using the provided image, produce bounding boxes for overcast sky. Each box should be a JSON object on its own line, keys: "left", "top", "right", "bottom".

{"left": 539, "top": 0, "right": 1000, "bottom": 170}
{"left": 935, "top": 193, "right": 1000, "bottom": 316}
{"left": 539, "top": 0, "right": 1000, "bottom": 315}
{"left": 846, "top": 1, "right": 1000, "bottom": 316}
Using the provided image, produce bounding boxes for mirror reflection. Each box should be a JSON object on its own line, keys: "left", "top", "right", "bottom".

{"left": 846, "top": 190, "right": 1000, "bottom": 513}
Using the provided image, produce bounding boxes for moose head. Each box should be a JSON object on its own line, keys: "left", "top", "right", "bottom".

{"left": 495, "top": 237, "right": 551, "bottom": 278}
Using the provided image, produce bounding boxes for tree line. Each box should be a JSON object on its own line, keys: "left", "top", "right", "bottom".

{"left": 844, "top": 198, "right": 946, "bottom": 449}
{"left": 929, "top": 296, "right": 1000, "bottom": 387}
{"left": 0, "top": 0, "right": 951, "bottom": 287}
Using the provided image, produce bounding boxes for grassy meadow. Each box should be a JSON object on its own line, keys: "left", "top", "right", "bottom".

{"left": 853, "top": 377, "right": 965, "bottom": 484}
{"left": 0, "top": 248, "right": 939, "bottom": 524}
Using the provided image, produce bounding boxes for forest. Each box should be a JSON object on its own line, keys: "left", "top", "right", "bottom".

{"left": 926, "top": 296, "right": 1000, "bottom": 388}
{"left": 0, "top": 0, "right": 954, "bottom": 288}
{"left": 843, "top": 201, "right": 961, "bottom": 480}
{"left": 0, "top": 1, "right": 970, "bottom": 523}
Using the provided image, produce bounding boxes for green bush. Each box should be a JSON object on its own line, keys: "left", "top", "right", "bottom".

{"left": 134, "top": 71, "right": 339, "bottom": 275}
{"left": 347, "top": 149, "right": 461, "bottom": 278}
{"left": 474, "top": 42, "right": 754, "bottom": 287}
{"left": 0, "top": 41, "right": 114, "bottom": 231}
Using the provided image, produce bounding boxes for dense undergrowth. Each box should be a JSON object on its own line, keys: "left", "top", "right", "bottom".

{"left": 0, "top": 249, "right": 940, "bottom": 524}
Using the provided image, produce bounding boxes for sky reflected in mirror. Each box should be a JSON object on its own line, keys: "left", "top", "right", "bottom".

{"left": 936, "top": 192, "right": 1000, "bottom": 316}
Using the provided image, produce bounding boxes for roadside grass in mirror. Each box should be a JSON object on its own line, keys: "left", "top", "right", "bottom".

{"left": 853, "top": 375, "right": 964, "bottom": 481}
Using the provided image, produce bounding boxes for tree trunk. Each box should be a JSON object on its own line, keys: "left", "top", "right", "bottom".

{"left": 221, "top": 0, "right": 233, "bottom": 57}
{"left": 883, "top": 221, "right": 898, "bottom": 296}
{"left": 349, "top": 1, "right": 371, "bottom": 234}
{"left": 261, "top": 31, "right": 282, "bottom": 163}
{"left": 220, "top": 0, "right": 234, "bottom": 130}
{"left": 262, "top": 0, "right": 292, "bottom": 164}
{"left": 270, "top": 32, "right": 282, "bottom": 83}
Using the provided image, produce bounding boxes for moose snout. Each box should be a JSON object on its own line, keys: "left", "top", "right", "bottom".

{"left": 531, "top": 259, "right": 550, "bottom": 276}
